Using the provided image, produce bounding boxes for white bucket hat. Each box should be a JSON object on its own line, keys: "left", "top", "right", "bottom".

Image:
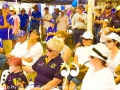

{"left": 105, "top": 32, "right": 120, "bottom": 43}
{"left": 88, "top": 43, "right": 110, "bottom": 61}
{"left": 81, "top": 31, "right": 93, "bottom": 40}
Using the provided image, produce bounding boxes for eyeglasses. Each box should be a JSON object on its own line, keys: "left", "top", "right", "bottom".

{"left": 90, "top": 56, "right": 95, "bottom": 59}
{"left": 46, "top": 46, "right": 55, "bottom": 52}
{"left": 106, "top": 40, "right": 113, "bottom": 43}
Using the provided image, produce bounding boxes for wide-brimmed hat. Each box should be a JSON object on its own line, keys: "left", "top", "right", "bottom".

{"left": 81, "top": 31, "right": 93, "bottom": 40}
{"left": 105, "top": 6, "right": 112, "bottom": 9}
{"left": 88, "top": 43, "right": 110, "bottom": 61}
{"left": 17, "top": 30, "right": 26, "bottom": 37}
{"left": 105, "top": 32, "right": 120, "bottom": 43}
{"left": 32, "top": 5, "right": 38, "bottom": 9}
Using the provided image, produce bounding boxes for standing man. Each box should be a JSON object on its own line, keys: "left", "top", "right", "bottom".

{"left": 52, "top": 8, "right": 60, "bottom": 21}
{"left": 19, "top": 9, "right": 29, "bottom": 32}
{"left": 42, "top": 7, "right": 52, "bottom": 41}
{"left": 72, "top": 4, "right": 87, "bottom": 46}
{"left": 31, "top": 5, "right": 42, "bottom": 31}
{"left": 56, "top": 10, "right": 69, "bottom": 31}
{"left": 0, "top": 3, "right": 14, "bottom": 54}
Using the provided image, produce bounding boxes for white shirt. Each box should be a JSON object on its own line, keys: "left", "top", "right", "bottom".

{"left": 43, "top": 13, "right": 52, "bottom": 28}
{"left": 10, "top": 41, "right": 28, "bottom": 58}
{"left": 72, "top": 12, "right": 87, "bottom": 29}
{"left": 56, "top": 15, "right": 69, "bottom": 31}
{"left": 22, "top": 42, "right": 43, "bottom": 66}
{"left": 107, "top": 50, "right": 120, "bottom": 77}
{"left": 75, "top": 46, "right": 93, "bottom": 67}
{"left": 81, "top": 67, "right": 115, "bottom": 90}
{"left": 100, "top": 27, "right": 109, "bottom": 43}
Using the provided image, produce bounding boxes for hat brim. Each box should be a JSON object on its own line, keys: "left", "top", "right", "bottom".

{"left": 81, "top": 35, "right": 93, "bottom": 40}
{"left": 88, "top": 48, "right": 106, "bottom": 61}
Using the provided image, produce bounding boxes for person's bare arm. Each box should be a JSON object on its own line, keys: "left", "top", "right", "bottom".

{"left": 0, "top": 48, "right": 3, "bottom": 53}
{"left": 21, "top": 56, "right": 33, "bottom": 63}
{"left": 6, "top": 53, "right": 15, "bottom": 59}
{"left": 62, "top": 47, "right": 71, "bottom": 63}
{"left": 22, "top": 66, "right": 35, "bottom": 73}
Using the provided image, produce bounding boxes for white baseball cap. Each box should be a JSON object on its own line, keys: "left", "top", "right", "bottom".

{"left": 105, "top": 32, "right": 120, "bottom": 43}
{"left": 81, "top": 31, "right": 93, "bottom": 40}
{"left": 88, "top": 43, "right": 110, "bottom": 61}
{"left": 103, "top": 19, "right": 109, "bottom": 23}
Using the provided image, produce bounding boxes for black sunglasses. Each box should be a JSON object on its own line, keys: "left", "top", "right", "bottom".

{"left": 106, "top": 40, "right": 113, "bottom": 43}
{"left": 90, "top": 56, "right": 95, "bottom": 59}
{"left": 46, "top": 46, "right": 55, "bottom": 52}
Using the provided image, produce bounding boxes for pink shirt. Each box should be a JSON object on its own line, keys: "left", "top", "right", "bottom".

{"left": 13, "top": 15, "right": 20, "bottom": 34}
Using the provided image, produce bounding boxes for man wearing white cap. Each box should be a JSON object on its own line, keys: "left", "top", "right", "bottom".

{"left": 105, "top": 33, "right": 120, "bottom": 84}
{"left": 81, "top": 43, "right": 115, "bottom": 90}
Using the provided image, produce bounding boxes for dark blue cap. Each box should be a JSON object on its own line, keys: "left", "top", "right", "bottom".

{"left": 2, "top": 3, "right": 9, "bottom": 8}
{"left": 50, "top": 19, "right": 56, "bottom": 24}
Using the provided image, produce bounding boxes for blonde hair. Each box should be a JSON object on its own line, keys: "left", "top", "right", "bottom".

{"left": 55, "top": 30, "right": 68, "bottom": 41}
{"left": 47, "top": 36, "right": 64, "bottom": 52}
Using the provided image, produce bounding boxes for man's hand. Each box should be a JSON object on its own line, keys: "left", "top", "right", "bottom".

{"left": 6, "top": 53, "right": 14, "bottom": 59}
{"left": 78, "top": 17, "right": 84, "bottom": 22}
{"left": 30, "top": 87, "right": 41, "bottom": 90}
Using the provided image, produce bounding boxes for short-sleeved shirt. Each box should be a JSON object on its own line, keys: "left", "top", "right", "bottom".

{"left": 19, "top": 14, "right": 29, "bottom": 27}
{"left": 31, "top": 11, "right": 41, "bottom": 23}
{"left": 81, "top": 67, "right": 115, "bottom": 90}
{"left": 0, "top": 38, "right": 3, "bottom": 48}
{"left": 0, "top": 14, "right": 14, "bottom": 40}
{"left": 46, "top": 26, "right": 57, "bottom": 41}
{"left": 32, "top": 55, "right": 64, "bottom": 87}
{"left": 4, "top": 71, "right": 28, "bottom": 90}
{"left": 12, "top": 15, "right": 20, "bottom": 34}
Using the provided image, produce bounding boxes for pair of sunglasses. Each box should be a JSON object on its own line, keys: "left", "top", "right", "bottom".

{"left": 46, "top": 47, "right": 55, "bottom": 52}
{"left": 90, "top": 56, "right": 95, "bottom": 59}
{"left": 106, "top": 40, "right": 113, "bottom": 43}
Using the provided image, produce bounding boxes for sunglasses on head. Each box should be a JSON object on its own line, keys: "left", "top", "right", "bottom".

{"left": 106, "top": 40, "right": 113, "bottom": 43}
{"left": 46, "top": 46, "right": 55, "bottom": 52}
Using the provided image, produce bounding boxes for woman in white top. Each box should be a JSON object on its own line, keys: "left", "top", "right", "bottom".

{"left": 21, "top": 30, "right": 43, "bottom": 66}
{"left": 64, "top": 31, "right": 93, "bottom": 90}
{"left": 55, "top": 30, "right": 71, "bottom": 63}
{"left": 105, "top": 32, "right": 120, "bottom": 84}
{"left": 81, "top": 43, "right": 115, "bottom": 90}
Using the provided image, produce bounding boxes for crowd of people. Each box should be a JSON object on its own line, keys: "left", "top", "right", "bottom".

{"left": 0, "top": 0, "right": 120, "bottom": 90}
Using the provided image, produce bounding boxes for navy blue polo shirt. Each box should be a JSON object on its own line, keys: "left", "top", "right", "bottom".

{"left": 109, "top": 15, "right": 120, "bottom": 29}
{"left": 46, "top": 26, "right": 57, "bottom": 42}
{"left": 19, "top": 14, "right": 29, "bottom": 27}
{"left": 32, "top": 55, "right": 64, "bottom": 87}
{"left": 0, "top": 38, "right": 3, "bottom": 48}
{"left": 4, "top": 71, "right": 28, "bottom": 90}
{"left": 0, "top": 14, "right": 14, "bottom": 40}
{"left": 31, "top": 11, "right": 41, "bottom": 23}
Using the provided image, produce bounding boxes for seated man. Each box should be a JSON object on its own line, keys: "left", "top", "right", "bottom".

{"left": 0, "top": 30, "right": 28, "bottom": 75}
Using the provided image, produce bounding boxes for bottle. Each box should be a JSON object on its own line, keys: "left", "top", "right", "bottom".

{"left": 28, "top": 79, "right": 34, "bottom": 89}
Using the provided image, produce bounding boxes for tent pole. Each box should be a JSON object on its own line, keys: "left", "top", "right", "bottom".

{"left": 87, "top": 0, "right": 94, "bottom": 32}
